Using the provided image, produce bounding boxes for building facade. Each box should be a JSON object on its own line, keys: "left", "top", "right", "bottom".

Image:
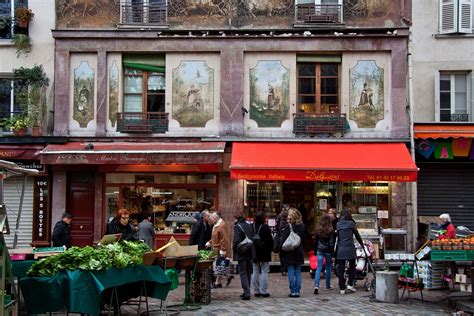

{"left": 413, "top": 0, "right": 474, "bottom": 234}
{"left": 0, "top": 0, "right": 416, "bottom": 255}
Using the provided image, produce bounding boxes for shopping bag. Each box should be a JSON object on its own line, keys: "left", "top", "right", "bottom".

{"left": 214, "top": 257, "right": 230, "bottom": 277}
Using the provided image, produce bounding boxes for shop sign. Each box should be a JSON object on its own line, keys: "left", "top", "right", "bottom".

{"left": 452, "top": 138, "right": 472, "bottom": 157}
{"left": 32, "top": 177, "right": 50, "bottom": 246}
{"left": 166, "top": 211, "right": 199, "bottom": 223}
{"left": 416, "top": 140, "right": 436, "bottom": 159}
{"left": 434, "top": 142, "right": 453, "bottom": 159}
{"left": 15, "top": 160, "right": 44, "bottom": 172}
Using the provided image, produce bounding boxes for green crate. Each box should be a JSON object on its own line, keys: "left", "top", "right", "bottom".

{"left": 431, "top": 250, "right": 474, "bottom": 261}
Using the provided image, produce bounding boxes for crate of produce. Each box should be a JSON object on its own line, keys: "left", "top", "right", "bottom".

{"left": 431, "top": 250, "right": 474, "bottom": 261}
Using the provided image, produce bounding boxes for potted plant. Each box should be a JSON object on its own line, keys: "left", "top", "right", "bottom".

{"left": 12, "top": 33, "right": 31, "bottom": 57}
{"left": 15, "top": 7, "right": 34, "bottom": 28}
{"left": 3, "top": 116, "right": 29, "bottom": 136}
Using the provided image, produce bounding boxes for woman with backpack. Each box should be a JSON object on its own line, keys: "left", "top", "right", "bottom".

{"left": 280, "top": 208, "right": 306, "bottom": 298}
{"left": 313, "top": 213, "right": 336, "bottom": 294}
{"left": 252, "top": 212, "right": 274, "bottom": 298}
{"left": 335, "top": 208, "right": 364, "bottom": 295}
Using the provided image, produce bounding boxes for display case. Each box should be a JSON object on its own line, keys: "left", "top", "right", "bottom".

{"left": 352, "top": 212, "right": 378, "bottom": 237}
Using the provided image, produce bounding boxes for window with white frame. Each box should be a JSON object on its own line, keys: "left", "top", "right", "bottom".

{"left": 0, "top": 0, "right": 28, "bottom": 39}
{"left": 295, "top": 0, "right": 343, "bottom": 23}
{"left": 120, "top": 0, "right": 167, "bottom": 25}
{"left": 439, "top": 0, "right": 473, "bottom": 34}
{"left": 0, "top": 77, "right": 26, "bottom": 127}
{"left": 436, "top": 72, "right": 471, "bottom": 122}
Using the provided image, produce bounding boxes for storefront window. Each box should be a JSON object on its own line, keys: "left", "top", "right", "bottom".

{"left": 245, "top": 181, "right": 282, "bottom": 218}
{"left": 106, "top": 187, "right": 119, "bottom": 222}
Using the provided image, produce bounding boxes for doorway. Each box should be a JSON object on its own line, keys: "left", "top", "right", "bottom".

{"left": 67, "top": 172, "right": 95, "bottom": 247}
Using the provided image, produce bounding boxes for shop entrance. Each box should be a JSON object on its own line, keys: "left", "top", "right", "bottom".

{"left": 282, "top": 182, "right": 314, "bottom": 224}
{"left": 67, "top": 172, "right": 95, "bottom": 247}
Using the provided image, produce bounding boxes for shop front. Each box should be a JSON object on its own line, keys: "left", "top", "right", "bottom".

{"left": 231, "top": 142, "right": 418, "bottom": 259}
{"left": 41, "top": 141, "right": 226, "bottom": 248}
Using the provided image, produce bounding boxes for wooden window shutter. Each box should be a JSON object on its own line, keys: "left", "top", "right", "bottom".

{"left": 440, "top": 0, "right": 458, "bottom": 34}
{"left": 458, "top": 0, "right": 473, "bottom": 33}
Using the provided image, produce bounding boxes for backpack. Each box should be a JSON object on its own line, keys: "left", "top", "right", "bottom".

{"left": 252, "top": 224, "right": 263, "bottom": 249}
{"left": 237, "top": 224, "right": 254, "bottom": 255}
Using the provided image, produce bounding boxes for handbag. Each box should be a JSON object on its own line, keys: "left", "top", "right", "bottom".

{"left": 282, "top": 224, "right": 301, "bottom": 251}
{"left": 237, "top": 224, "right": 254, "bottom": 254}
{"left": 214, "top": 256, "right": 230, "bottom": 276}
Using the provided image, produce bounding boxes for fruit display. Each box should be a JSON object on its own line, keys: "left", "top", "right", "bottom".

{"left": 431, "top": 236, "right": 474, "bottom": 250}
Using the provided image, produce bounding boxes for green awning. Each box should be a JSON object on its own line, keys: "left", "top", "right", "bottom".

{"left": 123, "top": 62, "right": 165, "bottom": 73}
{"left": 297, "top": 55, "right": 342, "bottom": 63}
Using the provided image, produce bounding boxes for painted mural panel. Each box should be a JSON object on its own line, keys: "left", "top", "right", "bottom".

{"left": 73, "top": 61, "right": 95, "bottom": 128}
{"left": 172, "top": 61, "right": 214, "bottom": 127}
{"left": 349, "top": 60, "right": 384, "bottom": 129}
{"left": 109, "top": 61, "right": 119, "bottom": 127}
{"left": 56, "top": 0, "right": 119, "bottom": 28}
{"left": 249, "top": 61, "right": 289, "bottom": 128}
{"left": 344, "top": 0, "right": 401, "bottom": 27}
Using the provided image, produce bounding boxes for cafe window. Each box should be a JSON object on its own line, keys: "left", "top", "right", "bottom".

{"left": 124, "top": 68, "right": 165, "bottom": 113}
{"left": 297, "top": 61, "right": 340, "bottom": 113}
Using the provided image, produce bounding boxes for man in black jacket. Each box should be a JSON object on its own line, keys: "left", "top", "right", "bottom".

{"left": 232, "top": 213, "right": 255, "bottom": 300}
{"left": 189, "top": 210, "right": 211, "bottom": 249}
{"left": 52, "top": 213, "right": 73, "bottom": 248}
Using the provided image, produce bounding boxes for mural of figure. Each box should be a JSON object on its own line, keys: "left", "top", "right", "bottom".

{"left": 187, "top": 84, "right": 202, "bottom": 108}
{"left": 77, "top": 87, "right": 90, "bottom": 111}
{"left": 358, "top": 82, "right": 374, "bottom": 110}
{"left": 73, "top": 61, "right": 95, "bottom": 128}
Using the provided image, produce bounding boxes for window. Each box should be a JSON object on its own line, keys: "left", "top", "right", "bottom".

{"left": 0, "top": 77, "right": 26, "bottom": 127}
{"left": 0, "top": 0, "right": 28, "bottom": 39}
{"left": 297, "top": 62, "right": 340, "bottom": 113}
{"left": 439, "top": 0, "right": 472, "bottom": 34}
{"left": 295, "top": 0, "right": 343, "bottom": 24}
{"left": 436, "top": 72, "right": 471, "bottom": 122}
{"left": 123, "top": 68, "right": 165, "bottom": 113}
{"left": 121, "top": 0, "right": 167, "bottom": 25}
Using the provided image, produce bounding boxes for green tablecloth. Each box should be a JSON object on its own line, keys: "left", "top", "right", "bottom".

{"left": 20, "top": 265, "right": 171, "bottom": 315}
{"left": 12, "top": 260, "right": 35, "bottom": 279}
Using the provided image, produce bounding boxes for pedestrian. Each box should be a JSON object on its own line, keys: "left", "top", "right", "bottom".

{"left": 138, "top": 213, "right": 155, "bottom": 249}
{"left": 335, "top": 208, "right": 364, "bottom": 295}
{"left": 313, "top": 213, "right": 336, "bottom": 294}
{"left": 280, "top": 208, "right": 306, "bottom": 298}
{"left": 189, "top": 210, "right": 212, "bottom": 250}
{"left": 52, "top": 213, "right": 73, "bottom": 248}
{"left": 105, "top": 209, "right": 138, "bottom": 241}
{"left": 252, "top": 211, "right": 273, "bottom": 298}
{"left": 207, "top": 212, "right": 233, "bottom": 288}
{"left": 328, "top": 208, "right": 338, "bottom": 231}
{"left": 274, "top": 208, "right": 289, "bottom": 276}
{"left": 232, "top": 211, "right": 255, "bottom": 300}
{"left": 437, "top": 213, "right": 456, "bottom": 239}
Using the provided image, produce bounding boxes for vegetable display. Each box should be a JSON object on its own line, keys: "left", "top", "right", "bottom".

{"left": 27, "top": 241, "right": 150, "bottom": 277}
{"left": 432, "top": 236, "right": 474, "bottom": 250}
{"left": 197, "top": 250, "right": 215, "bottom": 261}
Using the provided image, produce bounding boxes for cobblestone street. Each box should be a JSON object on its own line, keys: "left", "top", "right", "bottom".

{"left": 122, "top": 272, "right": 453, "bottom": 315}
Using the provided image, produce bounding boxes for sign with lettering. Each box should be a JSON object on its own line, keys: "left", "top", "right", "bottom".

{"left": 166, "top": 211, "right": 199, "bottom": 223}
{"left": 15, "top": 160, "right": 44, "bottom": 172}
{"left": 434, "top": 142, "right": 453, "bottom": 159}
{"left": 32, "top": 177, "right": 50, "bottom": 246}
{"left": 416, "top": 140, "right": 436, "bottom": 159}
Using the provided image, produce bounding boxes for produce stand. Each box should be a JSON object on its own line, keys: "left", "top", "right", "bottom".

{"left": 19, "top": 264, "right": 171, "bottom": 315}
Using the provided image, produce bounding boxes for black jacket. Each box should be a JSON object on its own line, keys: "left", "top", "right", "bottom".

{"left": 253, "top": 223, "right": 274, "bottom": 263}
{"left": 52, "top": 220, "right": 71, "bottom": 248}
{"left": 336, "top": 218, "right": 364, "bottom": 260}
{"left": 232, "top": 219, "right": 256, "bottom": 261}
{"left": 105, "top": 219, "right": 138, "bottom": 242}
{"left": 280, "top": 223, "right": 306, "bottom": 266}
{"left": 189, "top": 219, "right": 212, "bottom": 250}
{"left": 314, "top": 231, "right": 336, "bottom": 254}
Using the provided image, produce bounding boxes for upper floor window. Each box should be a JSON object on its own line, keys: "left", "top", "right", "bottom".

{"left": 124, "top": 68, "right": 165, "bottom": 113}
{"left": 297, "top": 61, "right": 340, "bottom": 113}
{"left": 436, "top": 72, "right": 471, "bottom": 122}
{"left": 0, "top": 0, "right": 28, "bottom": 39}
{"left": 0, "top": 76, "right": 27, "bottom": 128}
{"left": 295, "top": 0, "right": 343, "bottom": 24}
{"left": 439, "top": 0, "right": 473, "bottom": 34}
{"left": 120, "top": 0, "right": 167, "bottom": 25}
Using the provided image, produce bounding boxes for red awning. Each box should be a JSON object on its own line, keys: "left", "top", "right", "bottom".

{"left": 41, "top": 142, "right": 226, "bottom": 165}
{"left": 230, "top": 143, "right": 418, "bottom": 182}
{"left": 414, "top": 124, "right": 474, "bottom": 139}
{"left": 0, "top": 145, "right": 44, "bottom": 160}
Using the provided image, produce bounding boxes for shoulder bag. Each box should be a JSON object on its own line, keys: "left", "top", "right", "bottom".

{"left": 282, "top": 224, "right": 301, "bottom": 251}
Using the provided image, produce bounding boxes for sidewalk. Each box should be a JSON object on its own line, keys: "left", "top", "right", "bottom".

{"left": 123, "top": 272, "right": 453, "bottom": 315}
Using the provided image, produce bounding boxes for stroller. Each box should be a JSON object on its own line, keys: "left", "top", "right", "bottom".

{"left": 353, "top": 240, "right": 376, "bottom": 291}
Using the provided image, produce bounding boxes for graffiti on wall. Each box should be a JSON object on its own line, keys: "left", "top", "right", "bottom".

{"left": 109, "top": 61, "right": 119, "bottom": 128}
{"left": 56, "top": 0, "right": 119, "bottom": 28}
{"left": 349, "top": 60, "right": 384, "bottom": 129}
{"left": 73, "top": 61, "right": 95, "bottom": 128}
{"left": 172, "top": 61, "right": 214, "bottom": 127}
{"left": 249, "top": 60, "right": 289, "bottom": 128}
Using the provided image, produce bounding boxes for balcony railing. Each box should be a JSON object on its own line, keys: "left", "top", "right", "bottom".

{"left": 293, "top": 112, "right": 347, "bottom": 137}
{"left": 448, "top": 113, "right": 469, "bottom": 122}
{"left": 117, "top": 112, "right": 169, "bottom": 133}
{"left": 121, "top": 1, "right": 167, "bottom": 25}
{"left": 295, "top": 4, "right": 342, "bottom": 24}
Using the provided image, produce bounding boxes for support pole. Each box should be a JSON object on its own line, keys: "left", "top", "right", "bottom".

{"left": 13, "top": 175, "right": 27, "bottom": 249}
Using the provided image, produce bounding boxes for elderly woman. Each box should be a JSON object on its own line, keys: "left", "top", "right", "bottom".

{"left": 207, "top": 212, "right": 233, "bottom": 288}
{"left": 438, "top": 213, "right": 456, "bottom": 239}
{"left": 105, "top": 209, "right": 138, "bottom": 241}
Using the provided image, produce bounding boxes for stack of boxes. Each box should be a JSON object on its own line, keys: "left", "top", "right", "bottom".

{"left": 456, "top": 273, "right": 472, "bottom": 293}
{"left": 416, "top": 261, "right": 444, "bottom": 289}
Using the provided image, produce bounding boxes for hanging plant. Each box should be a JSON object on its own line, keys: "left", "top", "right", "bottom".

{"left": 15, "top": 7, "right": 34, "bottom": 28}
{"left": 12, "top": 33, "right": 31, "bottom": 57}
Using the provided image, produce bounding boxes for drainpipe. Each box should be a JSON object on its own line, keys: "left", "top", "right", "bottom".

{"left": 407, "top": 29, "right": 418, "bottom": 251}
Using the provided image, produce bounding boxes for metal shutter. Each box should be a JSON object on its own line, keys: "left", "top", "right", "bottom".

{"left": 418, "top": 163, "right": 474, "bottom": 229}
{"left": 3, "top": 176, "right": 34, "bottom": 248}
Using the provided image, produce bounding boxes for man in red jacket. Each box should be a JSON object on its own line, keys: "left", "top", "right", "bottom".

{"left": 438, "top": 213, "right": 456, "bottom": 239}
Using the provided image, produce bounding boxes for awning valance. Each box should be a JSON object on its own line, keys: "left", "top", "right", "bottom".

{"left": 414, "top": 124, "right": 474, "bottom": 139}
{"left": 41, "top": 142, "right": 225, "bottom": 165}
{"left": 230, "top": 143, "right": 418, "bottom": 182}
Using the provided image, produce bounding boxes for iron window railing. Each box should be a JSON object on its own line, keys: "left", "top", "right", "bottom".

{"left": 293, "top": 112, "right": 347, "bottom": 137}
{"left": 117, "top": 112, "right": 169, "bottom": 133}
{"left": 295, "top": 4, "right": 342, "bottom": 24}
{"left": 121, "top": 0, "right": 167, "bottom": 25}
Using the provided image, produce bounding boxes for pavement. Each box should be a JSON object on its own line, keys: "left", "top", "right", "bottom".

{"left": 120, "top": 271, "right": 456, "bottom": 315}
